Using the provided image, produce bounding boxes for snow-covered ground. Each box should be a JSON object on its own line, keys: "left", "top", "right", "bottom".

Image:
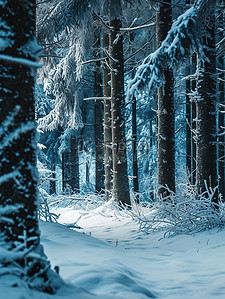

{"left": 40, "top": 197, "right": 225, "bottom": 299}
{"left": 2, "top": 196, "right": 225, "bottom": 299}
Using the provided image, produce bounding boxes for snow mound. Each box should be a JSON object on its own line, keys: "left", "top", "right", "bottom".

{"left": 39, "top": 196, "right": 225, "bottom": 298}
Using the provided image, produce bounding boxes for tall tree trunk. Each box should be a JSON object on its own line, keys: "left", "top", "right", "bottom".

{"left": 70, "top": 134, "right": 79, "bottom": 192}
{"left": 156, "top": 0, "right": 175, "bottom": 199}
{"left": 62, "top": 150, "right": 70, "bottom": 193}
{"left": 50, "top": 164, "right": 56, "bottom": 194}
{"left": 109, "top": 11, "right": 131, "bottom": 205}
{"left": 132, "top": 96, "right": 139, "bottom": 201}
{"left": 62, "top": 134, "right": 79, "bottom": 193}
{"left": 102, "top": 32, "right": 113, "bottom": 201}
{"left": 186, "top": 0, "right": 197, "bottom": 187}
{"left": 218, "top": 5, "right": 225, "bottom": 200}
{"left": 94, "top": 31, "right": 104, "bottom": 193}
{"left": 187, "top": 53, "right": 197, "bottom": 186}
{"left": 186, "top": 64, "right": 192, "bottom": 181}
{"left": 0, "top": 0, "right": 59, "bottom": 292}
{"left": 191, "top": 54, "right": 197, "bottom": 186}
{"left": 196, "top": 5, "right": 218, "bottom": 203}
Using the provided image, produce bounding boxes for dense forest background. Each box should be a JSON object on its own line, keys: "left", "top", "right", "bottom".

{"left": 36, "top": 0, "right": 225, "bottom": 206}
{"left": 0, "top": 0, "right": 225, "bottom": 297}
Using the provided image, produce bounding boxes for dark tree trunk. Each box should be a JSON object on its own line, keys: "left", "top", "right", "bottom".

{"left": 62, "top": 134, "right": 79, "bottom": 193}
{"left": 62, "top": 151, "right": 70, "bottom": 193}
{"left": 109, "top": 16, "right": 131, "bottom": 206}
{"left": 70, "top": 135, "right": 79, "bottom": 192}
{"left": 102, "top": 32, "right": 113, "bottom": 201}
{"left": 86, "top": 161, "right": 90, "bottom": 184}
{"left": 218, "top": 7, "right": 225, "bottom": 200}
{"left": 186, "top": 54, "right": 197, "bottom": 186}
{"left": 191, "top": 54, "right": 197, "bottom": 186}
{"left": 132, "top": 96, "right": 139, "bottom": 201}
{"left": 49, "top": 164, "right": 56, "bottom": 194}
{"left": 186, "top": 64, "right": 192, "bottom": 181}
{"left": 196, "top": 6, "right": 218, "bottom": 203}
{"left": 94, "top": 31, "right": 104, "bottom": 193}
{"left": 0, "top": 0, "right": 38, "bottom": 249}
{"left": 0, "top": 0, "right": 59, "bottom": 292}
{"left": 156, "top": 0, "right": 175, "bottom": 199}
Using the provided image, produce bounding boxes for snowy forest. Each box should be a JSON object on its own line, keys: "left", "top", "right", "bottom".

{"left": 1, "top": 0, "right": 225, "bottom": 298}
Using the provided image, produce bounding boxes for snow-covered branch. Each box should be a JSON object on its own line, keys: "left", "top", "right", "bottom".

{"left": 127, "top": 0, "right": 213, "bottom": 98}
{"left": 0, "top": 54, "right": 41, "bottom": 68}
{"left": 120, "top": 22, "right": 156, "bottom": 32}
{"left": 83, "top": 97, "right": 112, "bottom": 101}
{"left": 0, "top": 122, "right": 36, "bottom": 152}
{"left": 81, "top": 57, "right": 107, "bottom": 66}
{"left": 130, "top": 184, "right": 224, "bottom": 237}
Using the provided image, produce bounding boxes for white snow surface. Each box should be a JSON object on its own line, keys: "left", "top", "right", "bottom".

{"left": 2, "top": 197, "right": 225, "bottom": 298}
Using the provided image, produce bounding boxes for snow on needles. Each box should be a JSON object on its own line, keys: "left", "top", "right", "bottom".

{"left": 127, "top": 7, "right": 199, "bottom": 99}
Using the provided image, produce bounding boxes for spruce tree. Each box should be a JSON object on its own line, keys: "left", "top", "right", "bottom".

{"left": 0, "top": 0, "right": 60, "bottom": 292}
{"left": 196, "top": 4, "right": 218, "bottom": 203}
{"left": 156, "top": 0, "right": 175, "bottom": 199}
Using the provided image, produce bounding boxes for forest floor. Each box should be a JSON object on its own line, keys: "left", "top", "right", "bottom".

{"left": 2, "top": 195, "right": 225, "bottom": 298}
{"left": 40, "top": 195, "right": 225, "bottom": 299}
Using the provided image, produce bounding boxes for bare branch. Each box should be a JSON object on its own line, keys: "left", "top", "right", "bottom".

{"left": 120, "top": 22, "right": 156, "bottom": 32}
{"left": 124, "top": 35, "right": 155, "bottom": 63}
{"left": 92, "top": 11, "right": 112, "bottom": 31}
{"left": 81, "top": 57, "right": 107, "bottom": 66}
{"left": 83, "top": 97, "right": 112, "bottom": 101}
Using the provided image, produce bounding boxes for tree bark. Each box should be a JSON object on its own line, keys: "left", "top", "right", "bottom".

{"left": 218, "top": 6, "right": 225, "bottom": 200}
{"left": 191, "top": 54, "right": 197, "bottom": 186}
{"left": 132, "top": 96, "right": 139, "bottom": 201}
{"left": 186, "top": 64, "right": 192, "bottom": 181}
{"left": 196, "top": 6, "right": 218, "bottom": 203}
{"left": 109, "top": 16, "right": 131, "bottom": 206}
{"left": 62, "top": 150, "right": 70, "bottom": 193}
{"left": 94, "top": 31, "right": 104, "bottom": 193}
{"left": 70, "top": 135, "right": 79, "bottom": 192}
{"left": 102, "top": 32, "right": 113, "bottom": 201}
{"left": 156, "top": 0, "right": 175, "bottom": 199}
{"left": 49, "top": 164, "right": 56, "bottom": 194}
{"left": 0, "top": 0, "right": 59, "bottom": 292}
{"left": 187, "top": 54, "right": 197, "bottom": 186}
{"left": 0, "top": 0, "right": 38, "bottom": 248}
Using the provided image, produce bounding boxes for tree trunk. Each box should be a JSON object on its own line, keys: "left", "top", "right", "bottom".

{"left": 50, "top": 164, "right": 56, "bottom": 194}
{"left": 196, "top": 6, "right": 218, "bottom": 203}
{"left": 218, "top": 6, "right": 225, "bottom": 200}
{"left": 132, "top": 96, "right": 139, "bottom": 202}
{"left": 94, "top": 31, "right": 104, "bottom": 193}
{"left": 70, "top": 135, "right": 79, "bottom": 192}
{"left": 186, "top": 64, "right": 192, "bottom": 181}
{"left": 156, "top": 0, "right": 175, "bottom": 199}
{"left": 0, "top": 0, "right": 38, "bottom": 249}
{"left": 102, "top": 32, "right": 113, "bottom": 201}
{"left": 187, "top": 54, "right": 197, "bottom": 186}
{"left": 62, "top": 151, "right": 70, "bottom": 193}
{"left": 191, "top": 54, "right": 197, "bottom": 186}
{"left": 0, "top": 0, "right": 59, "bottom": 292}
{"left": 109, "top": 16, "right": 131, "bottom": 206}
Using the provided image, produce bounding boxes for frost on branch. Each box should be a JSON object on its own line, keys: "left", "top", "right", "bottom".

{"left": 130, "top": 184, "right": 225, "bottom": 237}
{"left": 127, "top": 6, "right": 203, "bottom": 98}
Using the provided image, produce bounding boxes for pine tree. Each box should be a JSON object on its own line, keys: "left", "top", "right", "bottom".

{"left": 102, "top": 32, "right": 113, "bottom": 201}
{"left": 132, "top": 96, "right": 139, "bottom": 200}
{"left": 217, "top": 2, "right": 225, "bottom": 199}
{"left": 94, "top": 28, "right": 104, "bottom": 193}
{"left": 0, "top": 0, "right": 60, "bottom": 292}
{"left": 195, "top": 3, "right": 218, "bottom": 203}
{"left": 156, "top": 0, "right": 175, "bottom": 199}
{"left": 109, "top": 0, "right": 131, "bottom": 205}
